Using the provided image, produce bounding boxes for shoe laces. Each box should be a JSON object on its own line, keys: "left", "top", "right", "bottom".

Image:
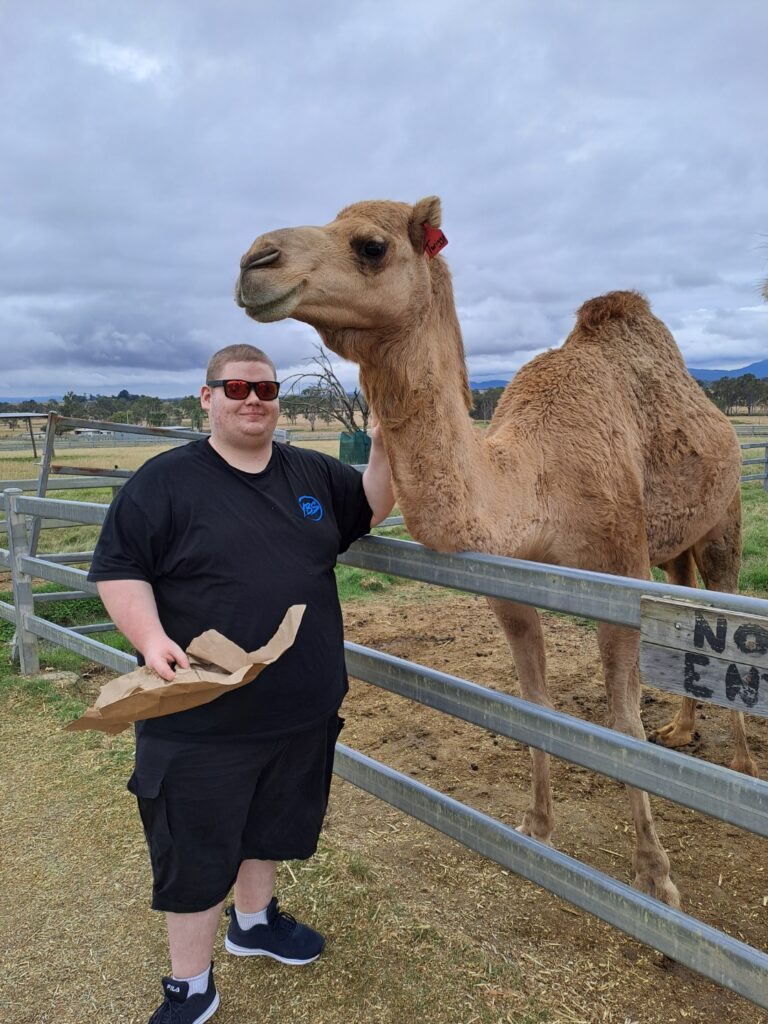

{"left": 150, "top": 994, "right": 191, "bottom": 1024}
{"left": 271, "top": 905, "right": 298, "bottom": 937}
{"left": 149, "top": 999, "right": 186, "bottom": 1024}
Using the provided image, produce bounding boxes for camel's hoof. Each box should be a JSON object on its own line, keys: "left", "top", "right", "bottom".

{"left": 515, "top": 823, "right": 554, "bottom": 847}
{"left": 633, "top": 873, "right": 681, "bottom": 909}
{"left": 730, "top": 758, "right": 760, "bottom": 779}
{"left": 648, "top": 725, "right": 699, "bottom": 750}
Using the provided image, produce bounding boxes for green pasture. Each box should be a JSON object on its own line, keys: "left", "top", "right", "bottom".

{"left": 1, "top": 438, "right": 766, "bottom": 643}
{"left": 1, "top": 433, "right": 766, "bottom": 637}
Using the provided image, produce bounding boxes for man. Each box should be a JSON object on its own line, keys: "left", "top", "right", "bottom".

{"left": 89, "top": 343, "right": 394, "bottom": 1024}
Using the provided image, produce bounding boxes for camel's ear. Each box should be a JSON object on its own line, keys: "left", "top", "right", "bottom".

{"left": 408, "top": 196, "right": 442, "bottom": 250}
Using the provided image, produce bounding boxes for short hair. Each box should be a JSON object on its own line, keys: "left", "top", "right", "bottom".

{"left": 206, "top": 344, "right": 277, "bottom": 380}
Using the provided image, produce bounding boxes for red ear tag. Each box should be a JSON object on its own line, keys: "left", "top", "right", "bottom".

{"left": 423, "top": 222, "right": 448, "bottom": 259}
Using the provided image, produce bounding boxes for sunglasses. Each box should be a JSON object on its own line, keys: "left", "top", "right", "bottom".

{"left": 207, "top": 379, "right": 281, "bottom": 401}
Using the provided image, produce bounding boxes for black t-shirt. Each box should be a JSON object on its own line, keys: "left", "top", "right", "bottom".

{"left": 88, "top": 439, "right": 372, "bottom": 740}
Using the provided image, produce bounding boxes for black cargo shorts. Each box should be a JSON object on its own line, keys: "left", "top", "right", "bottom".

{"left": 127, "top": 714, "right": 344, "bottom": 913}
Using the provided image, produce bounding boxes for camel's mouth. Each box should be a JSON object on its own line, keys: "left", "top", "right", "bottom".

{"left": 236, "top": 280, "right": 305, "bottom": 323}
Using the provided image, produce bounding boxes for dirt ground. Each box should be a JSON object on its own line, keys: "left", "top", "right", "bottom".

{"left": 3, "top": 585, "right": 766, "bottom": 1021}
{"left": 338, "top": 589, "right": 768, "bottom": 1022}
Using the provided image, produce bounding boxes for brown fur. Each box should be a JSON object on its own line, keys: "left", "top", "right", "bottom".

{"left": 235, "top": 198, "right": 757, "bottom": 906}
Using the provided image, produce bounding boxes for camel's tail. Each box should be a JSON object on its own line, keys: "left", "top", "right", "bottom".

{"left": 575, "top": 290, "right": 651, "bottom": 330}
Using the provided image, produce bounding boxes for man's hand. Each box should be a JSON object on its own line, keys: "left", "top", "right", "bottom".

{"left": 142, "top": 636, "right": 190, "bottom": 682}
{"left": 363, "top": 421, "right": 395, "bottom": 527}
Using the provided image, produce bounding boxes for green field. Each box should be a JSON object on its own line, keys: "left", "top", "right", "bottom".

{"left": 1, "top": 437, "right": 766, "bottom": 648}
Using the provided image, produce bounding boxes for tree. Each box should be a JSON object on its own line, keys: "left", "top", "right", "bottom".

{"left": 61, "top": 391, "right": 87, "bottom": 417}
{"left": 284, "top": 345, "right": 370, "bottom": 433}
{"left": 282, "top": 401, "right": 299, "bottom": 426}
{"left": 90, "top": 395, "right": 117, "bottom": 421}
{"left": 470, "top": 387, "right": 504, "bottom": 422}
{"left": 180, "top": 397, "right": 204, "bottom": 431}
{"left": 737, "top": 374, "right": 760, "bottom": 415}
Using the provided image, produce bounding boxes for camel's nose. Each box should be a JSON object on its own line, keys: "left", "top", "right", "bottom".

{"left": 240, "top": 245, "right": 281, "bottom": 272}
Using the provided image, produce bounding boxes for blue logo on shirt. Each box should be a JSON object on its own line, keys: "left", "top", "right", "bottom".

{"left": 298, "top": 495, "right": 324, "bottom": 522}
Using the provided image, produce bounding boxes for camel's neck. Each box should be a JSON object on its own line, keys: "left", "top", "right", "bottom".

{"left": 343, "top": 264, "right": 506, "bottom": 552}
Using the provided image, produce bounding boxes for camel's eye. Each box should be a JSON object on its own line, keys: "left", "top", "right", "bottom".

{"left": 357, "top": 239, "right": 388, "bottom": 261}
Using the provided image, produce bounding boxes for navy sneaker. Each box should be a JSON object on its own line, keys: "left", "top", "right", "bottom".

{"left": 224, "top": 899, "right": 325, "bottom": 964}
{"left": 147, "top": 965, "right": 219, "bottom": 1024}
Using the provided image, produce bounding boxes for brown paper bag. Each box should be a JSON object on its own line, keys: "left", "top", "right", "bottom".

{"left": 66, "top": 605, "right": 305, "bottom": 735}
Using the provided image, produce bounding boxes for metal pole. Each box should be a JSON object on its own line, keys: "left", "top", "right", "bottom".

{"left": 26, "top": 416, "right": 38, "bottom": 460}
{"left": 5, "top": 488, "right": 39, "bottom": 674}
{"left": 29, "top": 412, "right": 59, "bottom": 557}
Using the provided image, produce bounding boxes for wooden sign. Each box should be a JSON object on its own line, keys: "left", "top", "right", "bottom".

{"left": 640, "top": 597, "right": 768, "bottom": 719}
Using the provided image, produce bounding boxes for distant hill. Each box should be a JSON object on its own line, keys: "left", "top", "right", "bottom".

{"left": 471, "top": 359, "right": 768, "bottom": 390}
{"left": 687, "top": 359, "right": 768, "bottom": 382}
{"left": 469, "top": 379, "right": 510, "bottom": 390}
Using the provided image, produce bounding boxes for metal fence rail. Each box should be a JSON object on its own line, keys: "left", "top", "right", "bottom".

{"left": 344, "top": 643, "right": 768, "bottom": 836}
{"left": 741, "top": 441, "right": 768, "bottom": 484}
{"left": 339, "top": 535, "right": 768, "bottom": 628}
{"left": 334, "top": 746, "right": 768, "bottom": 1007}
{"left": 2, "top": 484, "right": 768, "bottom": 1009}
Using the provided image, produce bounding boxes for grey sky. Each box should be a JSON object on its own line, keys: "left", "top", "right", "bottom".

{"left": 1, "top": 1, "right": 766, "bottom": 398}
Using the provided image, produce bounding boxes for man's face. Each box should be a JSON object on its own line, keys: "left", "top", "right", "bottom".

{"left": 200, "top": 359, "right": 280, "bottom": 447}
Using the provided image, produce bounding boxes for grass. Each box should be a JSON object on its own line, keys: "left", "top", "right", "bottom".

{"left": 1, "top": 440, "right": 766, "bottom": 1023}
{"left": 1, "top": 515, "right": 536, "bottom": 1022}
{"left": 2, "top": 444, "right": 766, "bottom": 690}
{"left": 740, "top": 484, "right": 768, "bottom": 593}
{"left": 0, "top": 661, "right": 544, "bottom": 1024}
{"left": 646, "top": 484, "right": 768, "bottom": 596}
{"left": 3, "top": 441, "right": 766, "bottom": 654}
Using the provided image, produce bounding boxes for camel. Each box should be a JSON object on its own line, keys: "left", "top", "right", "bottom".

{"left": 234, "top": 197, "right": 756, "bottom": 906}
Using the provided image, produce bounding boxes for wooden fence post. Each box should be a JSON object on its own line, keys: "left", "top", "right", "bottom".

{"left": 6, "top": 488, "right": 40, "bottom": 675}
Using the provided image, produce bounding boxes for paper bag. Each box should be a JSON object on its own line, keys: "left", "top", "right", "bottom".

{"left": 66, "top": 605, "right": 305, "bottom": 735}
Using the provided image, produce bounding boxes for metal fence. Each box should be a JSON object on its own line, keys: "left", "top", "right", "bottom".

{"left": 1, "top": 483, "right": 768, "bottom": 1010}
{"left": 741, "top": 441, "right": 768, "bottom": 485}
{"left": 734, "top": 424, "right": 768, "bottom": 437}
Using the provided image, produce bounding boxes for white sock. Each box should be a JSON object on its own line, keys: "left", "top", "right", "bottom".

{"left": 173, "top": 964, "right": 211, "bottom": 997}
{"left": 235, "top": 905, "right": 269, "bottom": 929}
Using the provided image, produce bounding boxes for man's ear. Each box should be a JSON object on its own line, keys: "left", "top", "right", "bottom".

{"left": 408, "top": 196, "right": 442, "bottom": 251}
{"left": 200, "top": 385, "right": 211, "bottom": 410}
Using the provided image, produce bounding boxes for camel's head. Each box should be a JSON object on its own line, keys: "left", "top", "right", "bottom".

{"left": 235, "top": 197, "right": 446, "bottom": 358}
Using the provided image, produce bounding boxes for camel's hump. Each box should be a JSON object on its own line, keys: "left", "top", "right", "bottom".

{"left": 575, "top": 290, "right": 651, "bottom": 330}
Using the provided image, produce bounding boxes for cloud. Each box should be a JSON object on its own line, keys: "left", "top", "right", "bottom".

{"left": 0, "top": 1, "right": 765, "bottom": 399}
{"left": 71, "top": 33, "right": 166, "bottom": 83}
{"left": 674, "top": 305, "right": 768, "bottom": 368}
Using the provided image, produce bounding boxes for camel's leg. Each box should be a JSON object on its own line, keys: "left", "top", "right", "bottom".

{"left": 648, "top": 551, "right": 699, "bottom": 749}
{"left": 487, "top": 598, "right": 554, "bottom": 843}
{"left": 693, "top": 493, "right": 758, "bottom": 777}
{"left": 597, "top": 620, "right": 680, "bottom": 907}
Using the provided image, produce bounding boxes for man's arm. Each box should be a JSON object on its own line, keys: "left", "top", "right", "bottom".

{"left": 96, "top": 579, "right": 190, "bottom": 681}
{"left": 361, "top": 425, "right": 395, "bottom": 527}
